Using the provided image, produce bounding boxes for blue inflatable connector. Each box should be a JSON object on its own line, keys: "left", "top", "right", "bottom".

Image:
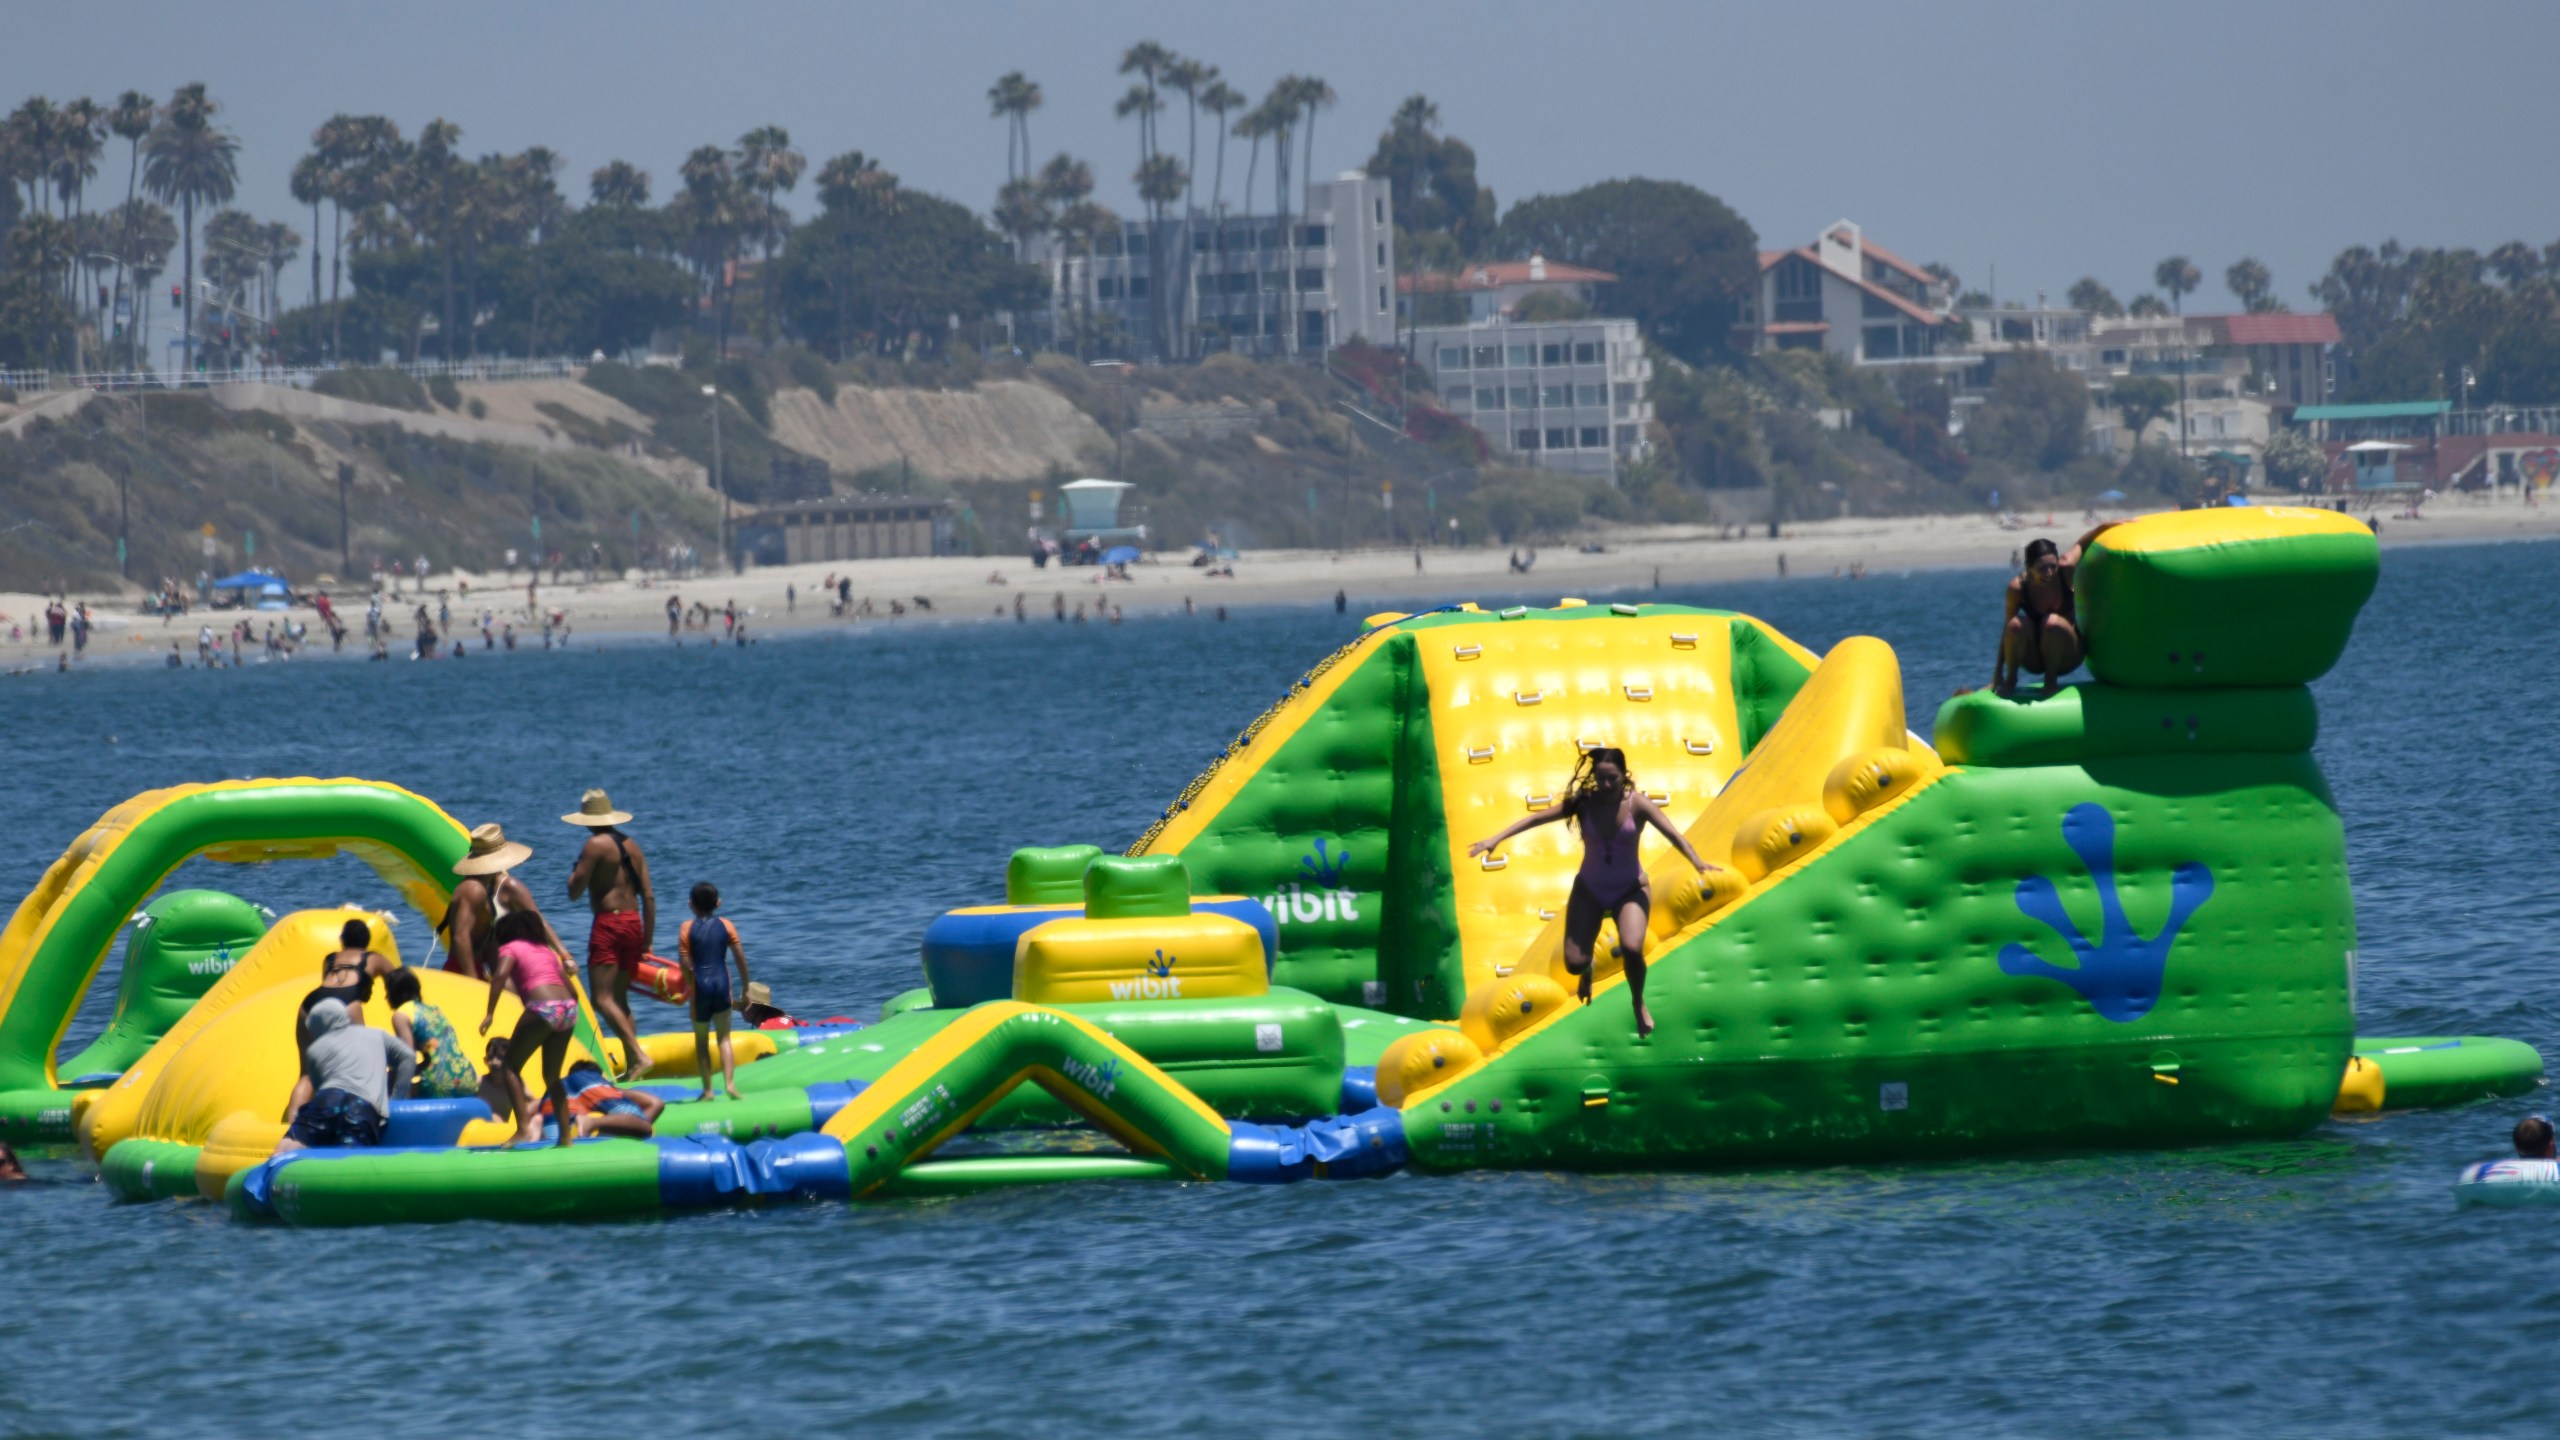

{"left": 1338, "top": 1066, "right": 1378, "bottom": 1114}
{"left": 380, "top": 1097, "right": 495, "bottom": 1147}
{"left": 1227, "top": 1107, "right": 1407, "bottom": 1183}
{"left": 804, "top": 1080, "right": 869, "bottom": 1129}
{"left": 654, "top": 1132, "right": 853, "bottom": 1208}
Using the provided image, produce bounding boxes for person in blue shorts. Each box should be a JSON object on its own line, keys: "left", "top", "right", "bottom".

{"left": 678, "top": 881, "right": 753, "bottom": 1103}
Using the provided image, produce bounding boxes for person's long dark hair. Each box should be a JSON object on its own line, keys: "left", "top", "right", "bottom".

{"left": 1565, "top": 747, "right": 1631, "bottom": 810}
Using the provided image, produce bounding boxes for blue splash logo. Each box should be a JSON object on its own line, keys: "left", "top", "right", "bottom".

{"left": 1262, "top": 838, "right": 1360, "bottom": 927}
{"left": 1147, "top": 949, "right": 1177, "bottom": 978}
{"left": 1299, "top": 838, "right": 1350, "bottom": 888}
{"left": 1061, "top": 1054, "right": 1122, "bottom": 1101}
{"left": 1996, "top": 804, "right": 2214, "bottom": 1023}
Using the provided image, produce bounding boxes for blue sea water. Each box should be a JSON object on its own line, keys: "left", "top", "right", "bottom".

{"left": 2, "top": 540, "right": 2556, "bottom": 1439}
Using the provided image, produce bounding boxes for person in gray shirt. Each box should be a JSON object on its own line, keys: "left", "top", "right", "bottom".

{"left": 277, "top": 998, "right": 415, "bottom": 1153}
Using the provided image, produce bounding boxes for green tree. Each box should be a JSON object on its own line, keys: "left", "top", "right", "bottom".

{"left": 140, "top": 83, "right": 239, "bottom": 370}
{"left": 1491, "top": 178, "right": 1757, "bottom": 363}
{"left": 2261, "top": 426, "right": 2330, "bottom": 493}
{"left": 0, "top": 211, "right": 74, "bottom": 368}
{"left": 774, "top": 188, "right": 1044, "bottom": 360}
{"left": 2127, "top": 293, "right": 2169, "bottom": 317}
{"left": 2487, "top": 241, "right": 2542, "bottom": 290}
{"left": 2066, "top": 276, "right": 2122, "bottom": 317}
{"left": 1365, "top": 93, "right": 1496, "bottom": 257}
{"left": 1969, "top": 353, "right": 2090, "bottom": 472}
{"left": 2109, "top": 375, "right": 2176, "bottom": 450}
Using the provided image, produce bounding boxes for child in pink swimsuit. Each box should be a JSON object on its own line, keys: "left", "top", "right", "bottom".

{"left": 478, "top": 908, "right": 585, "bottom": 1146}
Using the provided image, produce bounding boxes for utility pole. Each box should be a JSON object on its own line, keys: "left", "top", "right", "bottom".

{"left": 703, "top": 384, "right": 730, "bottom": 572}
{"left": 116, "top": 462, "right": 129, "bottom": 579}
{"left": 337, "top": 463, "right": 353, "bottom": 575}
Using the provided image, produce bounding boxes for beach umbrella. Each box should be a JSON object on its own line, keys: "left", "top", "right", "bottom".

{"left": 210, "top": 569, "right": 289, "bottom": 589}
{"left": 1101, "top": 545, "right": 1142, "bottom": 566}
{"left": 2096, "top": 489, "right": 2127, "bottom": 502}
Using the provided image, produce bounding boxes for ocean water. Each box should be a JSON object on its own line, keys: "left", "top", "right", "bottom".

{"left": 2, "top": 540, "right": 2556, "bottom": 1439}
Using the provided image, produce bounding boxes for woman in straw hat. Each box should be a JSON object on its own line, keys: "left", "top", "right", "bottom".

{"left": 442, "top": 824, "right": 539, "bottom": 981}
{"left": 565, "top": 789, "right": 655, "bottom": 1081}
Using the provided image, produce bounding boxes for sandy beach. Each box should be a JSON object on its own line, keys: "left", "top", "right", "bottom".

{"left": 8, "top": 494, "right": 2555, "bottom": 669}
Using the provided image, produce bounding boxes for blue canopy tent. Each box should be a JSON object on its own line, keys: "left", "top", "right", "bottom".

{"left": 209, "top": 570, "right": 291, "bottom": 610}
{"left": 1100, "top": 545, "right": 1142, "bottom": 567}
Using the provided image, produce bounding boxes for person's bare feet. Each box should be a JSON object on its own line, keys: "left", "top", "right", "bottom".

{"left": 695, "top": 1090, "right": 715, "bottom": 1104}
{"left": 1634, "top": 1002, "right": 1655, "bottom": 1038}
{"left": 621, "top": 1054, "right": 652, "bottom": 1083}
{"left": 725, "top": 1088, "right": 742, "bottom": 1102}
{"left": 1576, "top": 967, "right": 1593, "bottom": 1003}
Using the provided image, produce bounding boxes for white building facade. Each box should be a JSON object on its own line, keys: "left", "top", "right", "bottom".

{"left": 1411, "top": 317, "right": 1653, "bottom": 479}
{"left": 1014, "top": 173, "right": 1396, "bottom": 362}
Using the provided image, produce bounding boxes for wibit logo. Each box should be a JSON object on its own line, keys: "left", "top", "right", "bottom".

{"left": 185, "top": 945, "right": 237, "bottom": 978}
{"left": 1996, "top": 804, "right": 2214, "bottom": 1023}
{"left": 1061, "top": 1054, "right": 1122, "bottom": 1101}
{"left": 1108, "top": 951, "right": 1183, "bottom": 1000}
{"left": 1260, "top": 838, "right": 1361, "bottom": 927}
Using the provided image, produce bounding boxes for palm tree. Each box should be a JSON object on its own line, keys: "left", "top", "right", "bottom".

{"left": 816, "top": 150, "right": 900, "bottom": 357}
{"left": 1254, "top": 84, "right": 1306, "bottom": 352}
{"left": 676, "top": 143, "right": 745, "bottom": 352}
{"left": 1058, "top": 199, "right": 1117, "bottom": 361}
{"left": 104, "top": 91, "right": 154, "bottom": 357}
{"left": 2153, "top": 255, "right": 2201, "bottom": 456}
{"left": 107, "top": 198, "right": 175, "bottom": 366}
{"left": 590, "top": 160, "right": 650, "bottom": 208}
{"left": 1037, "top": 153, "right": 1096, "bottom": 356}
{"left": 6, "top": 98, "right": 59, "bottom": 217}
{"left": 735, "top": 125, "right": 805, "bottom": 344}
{"left": 141, "top": 84, "right": 239, "bottom": 373}
{"left": 259, "top": 220, "right": 298, "bottom": 344}
{"left": 509, "top": 147, "right": 565, "bottom": 355}
{"left": 1200, "top": 81, "right": 1243, "bottom": 223}
{"left": 316, "top": 116, "right": 401, "bottom": 361}
{"left": 396, "top": 118, "right": 465, "bottom": 359}
{"left": 987, "top": 72, "right": 1042, "bottom": 186}
{"left": 1135, "top": 152, "right": 1187, "bottom": 357}
{"left": 290, "top": 152, "right": 329, "bottom": 313}
{"left": 53, "top": 96, "right": 101, "bottom": 224}
{"left": 1119, "top": 41, "right": 1173, "bottom": 159}
{"left": 1232, "top": 104, "right": 1276, "bottom": 349}
{"left": 2224, "top": 256, "right": 2274, "bottom": 313}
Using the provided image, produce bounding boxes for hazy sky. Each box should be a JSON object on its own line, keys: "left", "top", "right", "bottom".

{"left": 12, "top": 0, "right": 2559, "bottom": 314}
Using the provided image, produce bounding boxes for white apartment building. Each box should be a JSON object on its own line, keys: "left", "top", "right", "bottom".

{"left": 1734, "top": 221, "right": 1961, "bottom": 368}
{"left": 1411, "top": 317, "right": 1653, "bottom": 479}
{"left": 1014, "top": 173, "right": 1396, "bottom": 362}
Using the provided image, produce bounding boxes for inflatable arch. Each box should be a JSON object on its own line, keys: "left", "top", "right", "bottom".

{"left": 0, "top": 779, "right": 469, "bottom": 1136}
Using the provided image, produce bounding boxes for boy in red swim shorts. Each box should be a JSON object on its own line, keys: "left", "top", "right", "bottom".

{"left": 565, "top": 788, "right": 655, "bottom": 1080}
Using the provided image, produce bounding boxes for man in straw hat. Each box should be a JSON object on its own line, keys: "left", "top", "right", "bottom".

{"left": 565, "top": 788, "right": 655, "bottom": 1079}
{"left": 443, "top": 823, "right": 537, "bottom": 981}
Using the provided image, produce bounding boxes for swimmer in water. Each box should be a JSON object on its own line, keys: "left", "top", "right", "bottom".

{"left": 2517, "top": 1115, "right": 2555, "bottom": 1159}
{"left": 1466, "top": 747, "right": 1715, "bottom": 1037}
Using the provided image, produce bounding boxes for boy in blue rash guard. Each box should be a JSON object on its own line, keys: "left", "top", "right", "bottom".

{"left": 677, "top": 882, "right": 752, "bottom": 1103}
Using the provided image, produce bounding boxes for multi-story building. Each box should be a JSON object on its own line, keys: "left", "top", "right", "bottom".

{"left": 1734, "top": 220, "right": 1962, "bottom": 368}
{"left": 1410, "top": 317, "right": 1653, "bottom": 479}
{"left": 1013, "top": 173, "right": 1396, "bottom": 361}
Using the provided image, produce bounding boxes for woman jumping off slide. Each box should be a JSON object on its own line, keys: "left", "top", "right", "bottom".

{"left": 1467, "top": 747, "right": 1715, "bottom": 1037}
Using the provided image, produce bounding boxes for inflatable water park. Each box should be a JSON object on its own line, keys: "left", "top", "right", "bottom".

{"left": 2, "top": 506, "right": 2544, "bottom": 1226}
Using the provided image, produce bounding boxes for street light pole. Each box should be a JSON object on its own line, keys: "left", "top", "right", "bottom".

{"left": 704, "top": 384, "right": 730, "bottom": 573}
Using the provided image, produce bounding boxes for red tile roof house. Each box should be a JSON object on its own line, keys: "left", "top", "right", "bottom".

{"left": 1396, "top": 255, "right": 1616, "bottom": 323}
{"left": 1734, "top": 221, "right": 1965, "bottom": 368}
